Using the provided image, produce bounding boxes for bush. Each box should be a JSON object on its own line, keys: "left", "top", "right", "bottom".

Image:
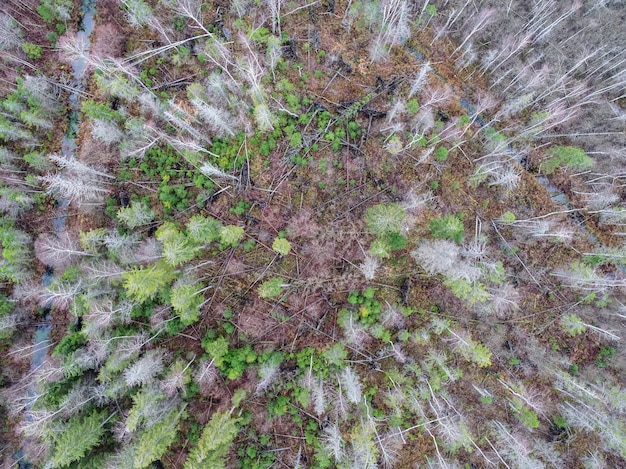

{"left": 429, "top": 214, "right": 464, "bottom": 243}
{"left": 22, "top": 42, "right": 43, "bottom": 60}
{"left": 53, "top": 331, "right": 88, "bottom": 357}
{"left": 434, "top": 146, "right": 449, "bottom": 162}
{"left": 540, "top": 146, "right": 593, "bottom": 175}
{"left": 365, "top": 203, "right": 406, "bottom": 236}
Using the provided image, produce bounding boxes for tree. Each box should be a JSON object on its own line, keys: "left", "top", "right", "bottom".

{"left": 133, "top": 407, "right": 183, "bottom": 469}
{"left": 184, "top": 410, "right": 240, "bottom": 469}
{"left": 540, "top": 145, "right": 593, "bottom": 175}
{"left": 340, "top": 366, "right": 362, "bottom": 404}
{"left": 34, "top": 232, "right": 90, "bottom": 270}
{"left": 412, "top": 239, "right": 481, "bottom": 283}
{"left": 322, "top": 423, "right": 345, "bottom": 462}
{"left": 186, "top": 215, "right": 222, "bottom": 244}
{"left": 0, "top": 14, "right": 22, "bottom": 51}
{"left": 0, "top": 221, "right": 32, "bottom": 282}
{"left": 122, "top": 261, "right": 175, "bottom": 303}
{"left": 365, "top": 203, "right": 406, "bottom": 236}
{"left": 124, "top": 350, "right": 165, "bottom": 387}
{"left": 429, "top": 214, "right": 464, "bottom": 243}
{"left": 447, "top": 328, "right": 492, "bottom": 367}
{"left": 39, "top": 172, "right": 110, "bottom": 207}
{"left": 156, "top": 222, "right": 199, "bottom": 266}
{"left": 219, "top": 225, "right": 244, "bottom": 248}
{"left": 561, "top": 313, "right": 620, "bottom": 341}
{"left": 125, "top": 386, "right": 168, "bottom": 433}
{"left": 272, "top": 237, "right": 291, "bottom": 256}
{"left": 187, "top": 83, "right": 238, "bottom": 137}
{"left": 117, "top": 201, "right": 155, "bottom": 229}
{"left": 48, "top": 409, "right": 110, "bottom": 468}
{"left": 170, "top": 283, "right": 203, "bottom": 325}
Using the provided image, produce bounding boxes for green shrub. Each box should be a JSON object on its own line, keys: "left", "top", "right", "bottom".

{"left": 81, "top": 99, "right": 122, "bottom": 123}
{"left": 365, "top": 203, "right": 406, "bottom": 236}
{"left": 272, "top": 237, "right": 291, "bottom": 256}
{"left": 258, "top": 277, "right": 285, "bottom": 298}
{"left": 53, "top": 331, "right": 88, "bottom": 357}
{"left": 406, "top": 99, "right": 420, "bottom": 114}
{"left": 540, "top": 145, "right": 593, "bottom": 174}
{"left": 429, "top": 214, "right": 464, "bottom": 243}
{"left": 434, "top": 146, "right": 449, "bottom": 162}
{"left": 21, "top": 42, "right": 43, "bottom": 60}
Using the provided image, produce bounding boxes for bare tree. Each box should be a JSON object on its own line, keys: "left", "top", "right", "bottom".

{"left": 34, "top": 233, "right": 92, "bottom": 270}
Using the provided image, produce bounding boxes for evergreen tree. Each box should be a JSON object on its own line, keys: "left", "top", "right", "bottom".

{"left": 117, "top": 201, "right": 155, "bottom": 229}
{"left": 133, "top": 407, "right": 183, "bottom": 469}
{"left": 156, "top": 222, "right": 199, "bottom": 266}
{"left": 170, "top": 283, "right": 203, "bottom": 325}
{"left": 184, "top": 410, "right": 240, "bottom": 469}
{"left": 48, "top": 409, "right": 110, "bottom": 468}
{"left": 122, "top": 261, "right": 175, "bottom": 303}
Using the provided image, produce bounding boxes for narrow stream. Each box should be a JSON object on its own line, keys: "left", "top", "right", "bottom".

{"left": 15, "top": 1, "right": 96, "bottom": 467}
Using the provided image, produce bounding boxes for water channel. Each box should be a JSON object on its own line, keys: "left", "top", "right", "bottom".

{"left": 14, "top": 0, "right": 96, "bottom": 466}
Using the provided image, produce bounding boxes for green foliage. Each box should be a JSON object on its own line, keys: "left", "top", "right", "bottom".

{"left": 322, "top": 343, "right": 348, "bottom": 368}
{"left": 53, "top": 331, "right": 88, "bottom": 357}
{"left": 23, "top": 151, "right": 50, "bottom": 170}
{"left": 0, "top": 295, "right": 15, "bottom": 340}
{"left": 272, "top": 237, "right": 291, "bottom": 256}
{"left": 219, "top": 225, "right": 245, "bottom": 248}
{"left": 347, "top": 287, "right": 382, "bottom": 325}
{"left": 0, "top": 221, "right": 31, "bottom": 283}
{"left": 139, "top": 146, "right": 178, "bottom": 179}
{"left": 434, "top": 146, "right": 449, "bottom": 162}
{"left": 541, "top": 145, "right": 593, "bottom": 175}
{"left": 156, "top": 222, "right": 199, "bottom": 266}
{"left": 429, "top": 214, "right": 464, "bottom": 243}
{"left": 230, "top": 200, "right": 251, "bottom": 216}
{"left": 201, "top": 335, "right": 257, "bottom": 380}
{"left": 268, "top": 395, "right": 290, "bottom": 417}
{"left": 449, "top": 330, "right": 492, "bottom": 367}
{"left": 365, "top": 203, "right": 406, "bottom": 236}
{"left": 514, "top": 405, "right": 540, "bottom": 429}
{"left": 499, "top": 211, "right": 516, "bottom": 224}
{"left": 553, "top": 415, "right": 568, "bottom": 430}
{"left": 258, "top": 277, "right": 285, "bottom": 299}
{"left": 184, "top": 411, "right": 240, "bottom": 469}
{"left": 289, "top": 131, "right": 302, "bottom": 148}
{"left": 294, "top": 347, "right": 328, "bottom": 378}
{"left": 170, "top": 284, "right": 203, "bottom": 325}
{"left": 37, "top": 0, "right": 72, "bottom": 23}
{"left": 561, "top": 314, "right": 586, "bottom": 337}
{"left": 134, "top": 408, "right": 182, "bottom": 469}
{"left": 22, "top": 42, "right": 43, "bottom": 60}
{"left": 158, "top": 184, "right": 190, "bottom": 212}
{"left": 379, "top": 231, "right": 407, "bottom": 253}
{"left": 117, "top": 201, "right": 155, "bottom": 229}
{"left": 481, "top": 261, "right": 506, "bottom": 284}
{"left": 186, "top": 215, "right": 222, "bottom": 244}
{"left": 48, "top": 409, "right": 109, "bottom": 468}
{"left": 202, "top": 334, "right": 229, "bottom": 367}
{"left": 596, "top": 346, "right": 615, "bottom": 368}
{"left": 81, "top": 99, "right": 121, "bottom": 123}
{"left": 224, "top": 345, "right": 258, "bottom": 379}
{"left": 122, "top": 261, "right": 176, "bottom": 303}
{"left": 406, "top": 99, "right": 420, "bottom": 114}
{"left": 209, "top": 133, "right": 246, "bottom": 170}
{"left": 444, "top": 278, "right": 490, "bottom": 305}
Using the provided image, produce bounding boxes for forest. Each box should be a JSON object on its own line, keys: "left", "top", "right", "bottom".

{"left": 0, "top": 0, "right": 625, "bottom": 467}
